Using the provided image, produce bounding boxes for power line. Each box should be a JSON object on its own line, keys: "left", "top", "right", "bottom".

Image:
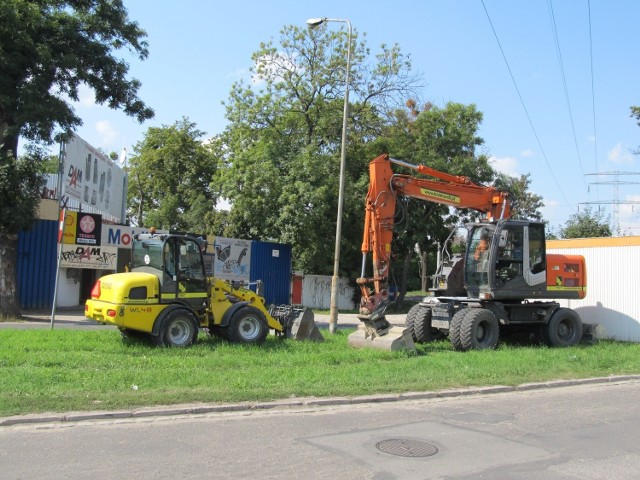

{"left": 547, "top": 0, "right": 588, "bottom": 188}
{"left": 583, "top": 171, "right": 640, "bottom": 235}
{"left": 587, "top": 0, "right": 599, "bottom": 196}
{"left": 480, "top": 0, "right": 571, "bottom": 207}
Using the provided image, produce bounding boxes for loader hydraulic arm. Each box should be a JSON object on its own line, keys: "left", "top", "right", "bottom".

{"left": 357, "top": 154, "right": 511, "bottom": 325}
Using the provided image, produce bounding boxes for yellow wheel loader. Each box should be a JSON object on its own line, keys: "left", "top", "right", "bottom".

{"left": 85, "top": 233, "right": 322, "bottom": 346}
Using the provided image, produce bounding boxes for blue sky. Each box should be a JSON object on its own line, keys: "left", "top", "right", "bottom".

{"left": 66, "top": 0, "right": 640, "bottom": 234}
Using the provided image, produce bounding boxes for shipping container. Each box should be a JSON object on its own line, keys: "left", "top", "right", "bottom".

{"left": 17, "top": 220, "right": 58, "bottom": 309}
{"left": 250, "top": 240, "right": 292, "bottom": 305}
{"left": 548, "top": 236, "right": 640, "bottom": 342}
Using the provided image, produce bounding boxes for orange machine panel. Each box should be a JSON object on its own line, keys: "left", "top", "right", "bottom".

{"left": 546, "top": 254, "right": 586, "bottom": 299}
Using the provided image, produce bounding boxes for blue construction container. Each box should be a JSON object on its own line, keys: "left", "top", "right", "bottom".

{"left": 250, "top": 241, "right": 292, "bottom": 305}
{"left": 17, "top": 220, "right": 58, "bottom": 309}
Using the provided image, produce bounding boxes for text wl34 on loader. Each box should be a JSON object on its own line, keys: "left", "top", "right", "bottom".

{"left": 85, "top": 232, "right": 323, "bottom": 346}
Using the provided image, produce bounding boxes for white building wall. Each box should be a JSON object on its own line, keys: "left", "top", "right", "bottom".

{"left": 548, "top": 237, "right": 640, "bottom": 341}
{"left": 301, "top": 274, "right": 356, "bottom": 310}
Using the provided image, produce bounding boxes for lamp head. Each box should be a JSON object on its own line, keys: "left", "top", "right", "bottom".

{"left": 306, "top": 18, "right": 325, "bottom": 29}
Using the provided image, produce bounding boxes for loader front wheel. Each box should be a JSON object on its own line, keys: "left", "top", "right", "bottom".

{"left": 227, "top": 307, "right": 269, "bottom": 345}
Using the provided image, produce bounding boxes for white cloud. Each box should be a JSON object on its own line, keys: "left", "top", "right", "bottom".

{"left": 489, "top": 155, "right": 519, "bottom": 176}
{"left": 520, "top": 149, "right": 535, "bottom": 157}
{"left": 608, "top": 142, "right": 635, "bottom": 165}
{"left": 95, "top": 120, "right": 118, "bottom": 146}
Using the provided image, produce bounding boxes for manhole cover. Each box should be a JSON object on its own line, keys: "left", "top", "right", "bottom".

{"left": 375, "top": 439, "right": 439, "bottom": 458}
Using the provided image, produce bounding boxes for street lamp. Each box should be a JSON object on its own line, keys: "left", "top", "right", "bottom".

{"left": 306, "top": 17, "right": 352, "bottom": 334}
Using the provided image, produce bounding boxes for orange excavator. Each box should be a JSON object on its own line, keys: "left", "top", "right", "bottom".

{"left": 349, "top": 154, "right": 587, "bottom": 352}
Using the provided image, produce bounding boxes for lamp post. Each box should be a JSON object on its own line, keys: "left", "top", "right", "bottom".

{"left": 306, "top": 17, "right": 352, "bottom": 334}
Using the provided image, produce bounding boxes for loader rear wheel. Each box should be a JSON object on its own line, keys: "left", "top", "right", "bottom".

{"left": 545, "top": 308, "right": 583, "bottom": 347}
{"left": 227, "top": 307, "right": 269, "bottom": 345}
{"left": 460, "top": 308, "right": 499, "bottom": 351}
{"left": 408, "top": 305, "right": 436, "bottom": 343}
{"left": 154, "top": 310, "right": 199, "bottom": 347}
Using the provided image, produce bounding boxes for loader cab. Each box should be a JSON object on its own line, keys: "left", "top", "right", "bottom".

{"left": 131, "top": 234, "right": 208, "bottom": 309}
{"left": 464, "top": 220, "right": 547, "bottom": 300}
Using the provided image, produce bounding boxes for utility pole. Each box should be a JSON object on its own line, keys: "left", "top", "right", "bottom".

{"left": 583, "top": 171, "right": 640, "bottom": 235}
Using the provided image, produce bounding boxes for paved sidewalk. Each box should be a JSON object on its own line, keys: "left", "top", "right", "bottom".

{"left": 0, "top": 306, "right": 113, "bottom": 330}
{"left": 1, "top": 308, "right": 409, "bottom": 330}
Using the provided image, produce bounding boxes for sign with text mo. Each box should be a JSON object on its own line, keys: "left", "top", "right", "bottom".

{"left": 103, "top": 225, "right": 133, "bottom": 249}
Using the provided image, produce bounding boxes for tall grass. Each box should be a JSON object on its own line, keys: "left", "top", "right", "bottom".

{"left": 1, "top": 328, "right": 639, "bottom": 417}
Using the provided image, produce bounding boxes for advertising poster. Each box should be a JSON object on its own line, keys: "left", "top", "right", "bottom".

{"left": 213, "top": 236, "right": 251, "bottom": 283}
{"left": 60, "top": 245, "right": 118, "bottom": 270}
{"left": 61, "top": 211, "right": 102, "bottom": 246}
{"left": 62, "top": 133, "right": 126, "bottom": 222}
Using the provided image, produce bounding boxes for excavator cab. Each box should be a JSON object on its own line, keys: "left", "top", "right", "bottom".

{"left": 464, "top": 220, "right": 545, "bottom": 299}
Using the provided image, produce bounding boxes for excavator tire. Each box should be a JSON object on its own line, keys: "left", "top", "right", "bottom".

{"left": 406, "top": 304, "right": 438, "bottom": 343}
{"left": 405, "top": 304, "right": 421, "bottom": 341}
{"left": 544, "top": 308, "right": 583, "bottom": 347}
{"left": 459, "top": 308, "right": 500, "bottom": 351}
{"left": 449, "top": 308, "right": 470, "bottom": 351}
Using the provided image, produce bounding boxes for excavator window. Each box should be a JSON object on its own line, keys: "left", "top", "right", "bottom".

{"left": 466, "top": 225, "right": 496, "bottom": 291}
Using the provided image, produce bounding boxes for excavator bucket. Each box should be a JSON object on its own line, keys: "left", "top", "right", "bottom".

{"left": 269, "top": 305, "right": 324, "bottom": 342}
{"left": 347, "top": 324, "right": 416, "bottom": 352}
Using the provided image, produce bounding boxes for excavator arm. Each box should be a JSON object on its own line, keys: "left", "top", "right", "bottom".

{"left": 357, "top": 154, "right": 511, "bottom": 326}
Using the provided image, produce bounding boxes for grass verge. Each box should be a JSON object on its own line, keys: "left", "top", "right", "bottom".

{"left": 1, "top": 328, "right": 639, "bottom": 417}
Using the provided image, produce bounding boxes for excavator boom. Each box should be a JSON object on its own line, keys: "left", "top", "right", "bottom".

{"left": 357, "top": 154, "right": 511, "bottom": 321}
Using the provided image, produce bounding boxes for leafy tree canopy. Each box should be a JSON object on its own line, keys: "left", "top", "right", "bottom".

{"left": 560, "top": 206, "right": 612, "bottom": 238}
{"left": 493, "top": 172, "right": 544, "bottom": 221}
{"left": 0, "top": 0, "right": 153, "bottom": 316}
{"left": 369, "top": 101, "right": 495, "bottom": 301}
{"left": 0, "top": 0, "right": 154, "bottom": 157}
{"left": 127, "top": 118, "right": 220, "bottom": 232}
{"left": 213, "top": 24, "right": 421, "bottom": 275}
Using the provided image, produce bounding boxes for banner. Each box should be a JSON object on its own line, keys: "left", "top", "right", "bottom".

{"left": 213, "top": 236, "right": 251, "bottom": 283}
{"left": 62, "top": 211, "right": 102, "bottom": 246}
{"left": 60, "top": 245, "right": 118, "bottom": 270}
{"left": 62, "top": 133, "right": 126, "bottom": 222}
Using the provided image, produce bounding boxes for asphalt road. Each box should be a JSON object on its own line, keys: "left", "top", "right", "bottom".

{"left": 2, "top": 379, "right": 639, "bottom": 479}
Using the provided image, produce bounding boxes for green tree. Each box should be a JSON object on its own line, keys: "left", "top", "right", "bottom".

{"left": 0, "top": 0, "right": 153, "bottom": 316}
{"left": 561, "top": 206, "right": 612, "bottom": 238}
{"left": 214, "top": 24, "right": 420, "bottom": 276}
{"left": 493, "top": 172, "right": 544, "bottom": 221}
{"left": 371, "top": 102, "right": 495, "bottom": 306}
{"left": 127, "top": 119, "right": 219, "bottom": 233}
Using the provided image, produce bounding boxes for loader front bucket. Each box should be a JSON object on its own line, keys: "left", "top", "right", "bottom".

{"left": 289, "top": 308, "right": 324, "bottom": 342}
{"left": 269, "top": 305, "right": 324, "bottom": 342}
{"left": 347, "top": 324, "right": 416, "bottom": 353}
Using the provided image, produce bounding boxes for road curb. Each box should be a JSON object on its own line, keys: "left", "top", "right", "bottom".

{"left": 2, "top": 374, "right": 639, "bottom": 427}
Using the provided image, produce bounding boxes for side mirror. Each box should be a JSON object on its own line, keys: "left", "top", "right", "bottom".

{"left": 499, "top": 230, "right": 508, "bottom": 248}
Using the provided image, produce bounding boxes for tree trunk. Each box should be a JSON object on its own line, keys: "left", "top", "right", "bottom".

{"left": 0, "top": 233, "right": 21, "bottom": 319}
{"left": 395, "top": 249, "right": 413, "bottom": 309}
{"left": 420, "top": 252, "right": 428, "bottom": 292}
